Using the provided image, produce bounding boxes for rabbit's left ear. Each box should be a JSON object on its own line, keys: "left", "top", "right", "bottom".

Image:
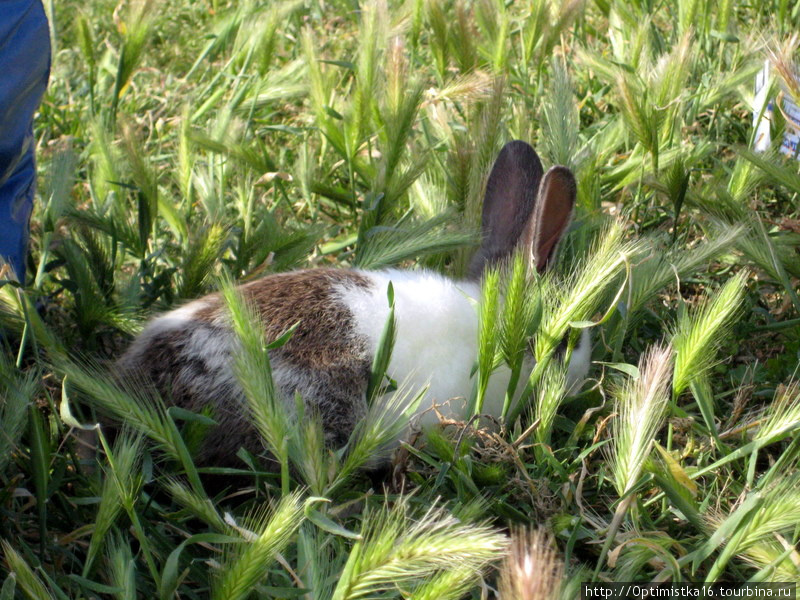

{"left": 468, "top": 140, "right": 544, "bottom": 279}
{"left": 521, "top": 166, "right": 576, "bottom": 272}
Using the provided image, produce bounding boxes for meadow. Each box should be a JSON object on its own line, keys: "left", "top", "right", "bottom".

{"left": 1, "top": 0, "right": 800, "bottom": 596}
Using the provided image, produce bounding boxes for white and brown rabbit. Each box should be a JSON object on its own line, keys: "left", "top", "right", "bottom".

{"left": 117, "top": 140, "right": 589, "bottom": 465}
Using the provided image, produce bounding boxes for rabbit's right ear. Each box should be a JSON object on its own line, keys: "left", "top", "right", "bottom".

{"left": 468, "top": 140, "right": 544, "bottom": 279}
{"left": 521, "top": 166, "right": 576, "bottom": 273}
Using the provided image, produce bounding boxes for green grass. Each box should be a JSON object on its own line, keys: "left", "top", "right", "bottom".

{"left": 2, "top": 0, "right": 800, "bottom": 596}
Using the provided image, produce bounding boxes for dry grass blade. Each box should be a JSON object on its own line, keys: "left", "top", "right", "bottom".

{"left": 767, "top": 33, "right": 800, "bottom": 105}
{"left": 610, "top": 343, "right": 673, "bottom": 496}
{"left": 738, "top": 477, "right": 800, "bottom": 550}
{"left": 738, "top": 538, "right": 800, "bottom": 582}
{"left": 498, "top": 528, "right": 564, "bottom": 600}
{"left": 595, "top": 343, "right": 674, "bottom": 578}
{"left": 754, "top": 382, "right": 800, "bottom": 443}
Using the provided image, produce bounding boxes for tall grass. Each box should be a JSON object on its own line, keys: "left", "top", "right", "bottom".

{"left": 1, "top": 0, "right": 799, "bottom": 594}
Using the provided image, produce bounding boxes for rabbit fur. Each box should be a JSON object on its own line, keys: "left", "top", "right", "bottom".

{"left": 117, "top": 140, "right": 589, "bottom": 466}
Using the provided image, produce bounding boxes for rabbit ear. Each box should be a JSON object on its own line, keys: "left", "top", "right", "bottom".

{"left": 468, "top": 140, "right": 544, "bottom": 278}
{"left": 521, "top": 165, "right": 576, "bottom": 273}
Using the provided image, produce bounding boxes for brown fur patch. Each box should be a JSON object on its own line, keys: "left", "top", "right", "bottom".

{"left": 194, "top": 269, "right": 373, "bottom": 370}
{"left": 115, "top": 269, "right": 377, "bottom": 465}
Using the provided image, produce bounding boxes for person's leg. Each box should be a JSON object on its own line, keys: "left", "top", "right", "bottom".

{"left": 0, "top": 147, "right": 37, "bottom": 285}
{"left": 0, "top": 0, "right": 51, "bottom": 284}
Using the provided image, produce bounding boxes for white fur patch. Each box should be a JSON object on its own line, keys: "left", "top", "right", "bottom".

{"left": 337, "top": 269, "right": 592, "bottom": 425}
{"left": 143, "top": 299, "right": 215, "bottom": 335}
{"left": 336, "top": 270, "right": 481, "bottom": 425}
{"left": 335, "top": 269, "right": 530, "bottom": 426}
{"left": 566, "top": 329, "right": 592, "bottom": 393}
{"left": 129, "top": 299, "right": 235, "bottom": 378}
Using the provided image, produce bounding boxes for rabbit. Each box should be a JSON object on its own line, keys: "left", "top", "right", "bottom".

{"left": 116, "top": 140, "right": 590, "bottom": 466}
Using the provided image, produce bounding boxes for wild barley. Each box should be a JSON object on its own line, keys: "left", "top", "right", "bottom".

{"left": 498, "top": 528, "right": 564, "bottom": 600}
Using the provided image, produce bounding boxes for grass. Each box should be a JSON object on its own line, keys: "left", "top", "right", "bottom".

{"left": 1, "top": 0, "right": 800, "bottom": 595}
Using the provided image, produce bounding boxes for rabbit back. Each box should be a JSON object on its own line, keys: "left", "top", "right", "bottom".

{"left": 118, "top": 267, "right": 500, "bottom": 462}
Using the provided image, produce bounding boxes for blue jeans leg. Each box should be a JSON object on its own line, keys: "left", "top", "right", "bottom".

{"left": 0, "top": 144, "right": 35, "bottom": 284}
{"left": 0, "top": 0, "right": 52, "bottom": 284}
